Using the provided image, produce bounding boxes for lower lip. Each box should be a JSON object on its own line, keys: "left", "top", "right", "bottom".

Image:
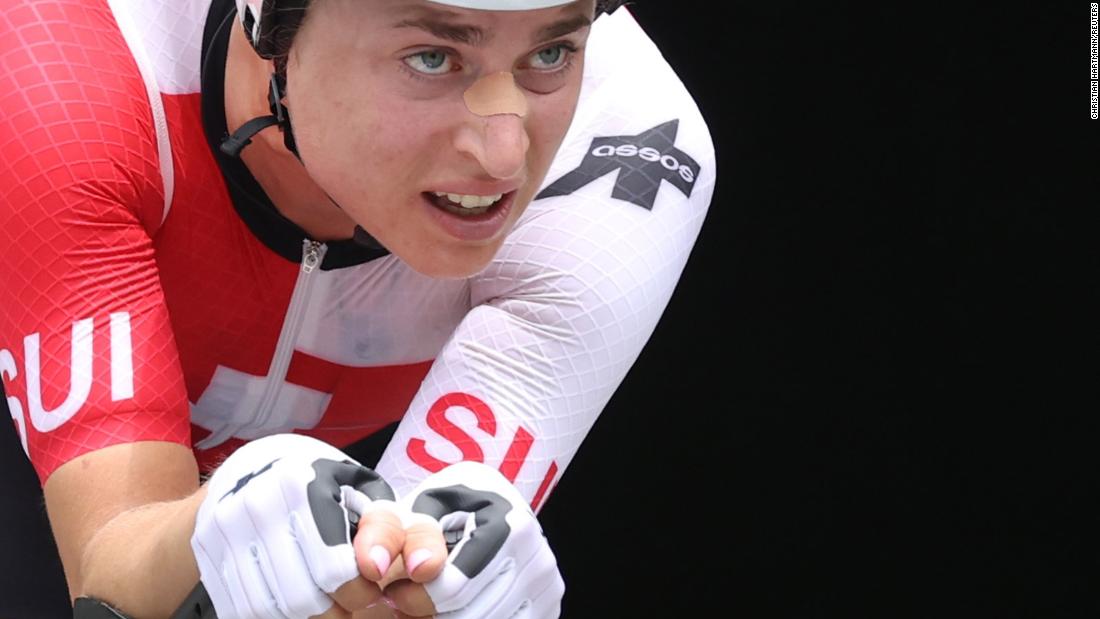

{"left": 421, "top": 191, "right": 516, "bottom": 242}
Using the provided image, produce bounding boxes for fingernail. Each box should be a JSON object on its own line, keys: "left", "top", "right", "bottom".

{"left": 382, "top": 595, "right": 398, "bottom": 609}
{"left": 406, "top": 548, "right": 434, "bottom": 576}
{"left": 368, "top": 545, "right": 391, "bottom": 577}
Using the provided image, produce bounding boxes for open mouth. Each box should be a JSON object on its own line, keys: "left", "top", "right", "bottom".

{"left": 424, "top": 191, "right": 512, "bottom": 219}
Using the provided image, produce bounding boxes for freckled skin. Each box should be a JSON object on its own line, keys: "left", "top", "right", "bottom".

{"left": 255, "top": 0, "right": 597, "bottom": 278}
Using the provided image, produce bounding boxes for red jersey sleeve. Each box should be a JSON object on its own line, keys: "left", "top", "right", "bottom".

{"left": 0, "top": 0, "right": 191, "bottom": 485}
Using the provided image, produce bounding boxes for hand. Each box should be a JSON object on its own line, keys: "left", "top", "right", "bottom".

{"left": 191, "top": 434, "right": 404, "bottom": 619}
{"left": 382, "top": 461, "right": 565, "bottom": 619}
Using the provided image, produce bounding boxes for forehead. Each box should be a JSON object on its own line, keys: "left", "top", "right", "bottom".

{"left": 299, "top": 0, "right": 595, "bottom": 51}
{"left": 374, "top": 0, "right": 595, "bottom": 21}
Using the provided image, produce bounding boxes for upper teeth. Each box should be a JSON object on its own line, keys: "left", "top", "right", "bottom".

{"left": 434, "top": 192, "right": 504, "bottom": 209}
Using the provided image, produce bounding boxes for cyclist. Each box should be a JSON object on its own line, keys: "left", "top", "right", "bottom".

{"left": 0, "top": 0, "right": 714, "bottom": 616}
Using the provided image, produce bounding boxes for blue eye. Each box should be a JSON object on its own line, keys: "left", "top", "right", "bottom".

{"left": 405, "top": 50, "right": 454, "bottom": 75}
{"left": 530, "top": 44, "right": 571, "bottom": 70}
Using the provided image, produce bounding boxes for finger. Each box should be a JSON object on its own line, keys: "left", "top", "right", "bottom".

{"left": 329, "top": 460, "right": 396, "bottom": 502}
{"left": 330, "top": 575, "right": 385, "bottom": 614}
{"left": 351, "top": 600, "right": 399, "bottom": 618}
{"left": 352, "top": 501, "right": 407, "bottom": 582}
{"left": 378, "top": 554, "right": 406, "bottom": 591}
{"left": 401, "top": 514, "right": 448, "bottom": 584}
{"left": 243, "top": 542, "right": 292, "bottom": 619}
{"left": 240, "top": 473, "right": 331, "bottom": 618}
{"left": 310, "top": 600, "right": 352, "bottom": 619}
{"left": 384, "top": 578, "right": 437, "bottom": 618}
{"left": 380, "top": 554, "right": 411, "bottom": 593}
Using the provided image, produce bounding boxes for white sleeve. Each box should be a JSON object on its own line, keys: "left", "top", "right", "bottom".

{"left": 376, "top": 8, "right": 717, "bottom": 510}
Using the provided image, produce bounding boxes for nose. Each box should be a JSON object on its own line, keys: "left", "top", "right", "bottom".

{"left": 454, "top": 114, "right": 530, "bottom": 180}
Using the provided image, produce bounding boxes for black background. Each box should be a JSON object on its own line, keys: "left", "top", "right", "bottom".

{"left": 1, "top": 1, "right": 1093, "bottom": 618}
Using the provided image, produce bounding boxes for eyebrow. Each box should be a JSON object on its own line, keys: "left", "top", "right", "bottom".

{"left": 535, "top": 14, "right": 593, "bottom": 42}
{"left": 391, "top": 11, "right": 592, "bottom": 47}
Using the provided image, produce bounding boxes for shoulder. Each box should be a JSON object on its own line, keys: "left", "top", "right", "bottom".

{"left": 474, "top": 10, "right": 716, "bottom": 299}
{"left": 103, "top": 0, "right": 211, "bottom": 96}
{"left": 0, "top": 0, "right": 170, "bottom": 230}
{"left": 529, "top": 8, "right": 717, "bottom": 220}
{"left": 568, "top": 8, "right": 715, "bottom": 172}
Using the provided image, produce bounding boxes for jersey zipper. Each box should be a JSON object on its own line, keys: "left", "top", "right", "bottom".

{"left": 243, "top": 239, "right": 327, "bottom": 435}
{"left": 193, "top": 240, "right": 328, "bottom": 450}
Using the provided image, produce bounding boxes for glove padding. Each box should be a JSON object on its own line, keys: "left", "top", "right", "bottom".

{"left": 192, "top": 433, "right": 395, "bottom": 619}
{"left": 403, "top": 461, "right": 565, "bottom": 619}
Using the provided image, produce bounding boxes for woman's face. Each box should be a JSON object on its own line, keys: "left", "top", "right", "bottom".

{"left": 286, "top": 0, "right": 595, "bottom": 278}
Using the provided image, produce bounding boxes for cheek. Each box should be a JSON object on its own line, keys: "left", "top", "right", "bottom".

{"left": 291, "top": 81, "right": 425, "bottom": 187}
{"left": 293, "top": 75, "right": 374, "bottom": 148}
{"left": 527, "top": 90, "right": 581, "bottom": 167}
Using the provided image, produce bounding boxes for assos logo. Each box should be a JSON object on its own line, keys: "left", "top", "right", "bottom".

{"left": 590, "top": 143, "right": 697, "bottom": 185}
{"left": 537, "top": 120, "right": 702, "bottom": 210}
{"left": 0, "top": 313, "right": 134, "bottom": 455}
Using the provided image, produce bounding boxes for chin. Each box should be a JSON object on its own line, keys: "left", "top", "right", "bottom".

{"left": 395, "top": 243, "right": 500, "bottom": 280}
{"left": 370, "top": 191, "right": 529, "bottom": 278}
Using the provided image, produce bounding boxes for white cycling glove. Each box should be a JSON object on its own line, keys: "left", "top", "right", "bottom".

{"left": 403, "top": 461, "right": 565, "bottom": 619}
{"left": 191, "top": 433, "right": 396, "bottom": 619}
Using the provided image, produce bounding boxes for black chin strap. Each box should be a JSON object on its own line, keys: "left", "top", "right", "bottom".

{"left": 219, "top": 114, "right": 280, "bottom": 157}
{"left": 219, "top": 72, "right": 386, "bottom": 252}
{"left": 220, "top": 73, "right": 294, "bottom": 158}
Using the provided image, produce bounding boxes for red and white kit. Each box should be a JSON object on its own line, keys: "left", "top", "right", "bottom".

{"left": 0, "top": 0, "right": 714, "bottom": 510}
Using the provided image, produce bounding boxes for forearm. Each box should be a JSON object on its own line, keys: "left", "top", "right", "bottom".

{"left": 79, "top": 486, "right": 207, "bottom": 619}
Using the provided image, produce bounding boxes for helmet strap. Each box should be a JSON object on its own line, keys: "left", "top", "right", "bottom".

{"left": 219, "top": 71, "right": 300, "bottom": 159}
{"left": 220, "top": 67, "right": 386, "bottom": 252}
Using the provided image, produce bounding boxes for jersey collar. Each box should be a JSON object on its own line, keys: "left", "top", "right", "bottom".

{"left": 200, "top": 0, "right": 391, "bottom": 270}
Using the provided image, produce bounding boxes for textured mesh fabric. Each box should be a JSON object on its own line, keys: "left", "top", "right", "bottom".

{"left": 0, "top": 2, "right": 714, "bottom": 519}
{"left": 0, "top": 0, "right": 192, "bottom": 483}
